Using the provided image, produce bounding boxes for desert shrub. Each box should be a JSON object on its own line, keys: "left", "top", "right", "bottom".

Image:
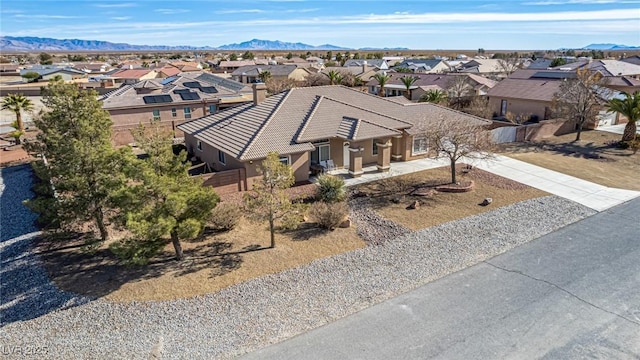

{"left": 209, "top": 202, "right": 242, "bottom": 231}
{"left": 316, "top": 174, "right": 346, "bottom": 203}
{"left": 308, "top": 201, "right": 348, "bottom": 230}
{"left": 109, "top": 238, "right": 166, "bottom": 265}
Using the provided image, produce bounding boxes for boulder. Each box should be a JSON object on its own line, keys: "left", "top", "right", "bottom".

{"left": 480, "top": 197, "right": 493, "bottom": 206}
{"left": 408, "top": 200, "right": 420, "bottom": 210}
{"left": 339, "top": 219, "right": 352, "bottom": 228}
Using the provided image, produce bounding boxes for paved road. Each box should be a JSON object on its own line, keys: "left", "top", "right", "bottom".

{"left": 241, "top": 198, "right": 640, "bottom": 359}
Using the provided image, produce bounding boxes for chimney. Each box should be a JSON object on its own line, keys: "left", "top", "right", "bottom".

{"left": 362, "top": 60, "right": 367, "bottom": 73}
{"left": 252, "top": 83, "right": 267, "bottom": 106}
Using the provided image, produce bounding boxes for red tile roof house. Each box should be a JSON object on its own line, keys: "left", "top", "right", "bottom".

{"left": 178, "top": 84, "right": 490, "bottom": 193}
{"left": 100, "top": 73, "right": 253, "bottom": 145}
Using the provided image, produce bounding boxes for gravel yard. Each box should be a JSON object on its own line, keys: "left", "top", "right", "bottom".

{"left": 0, "top": 163, "right": 596, "bottom": 360}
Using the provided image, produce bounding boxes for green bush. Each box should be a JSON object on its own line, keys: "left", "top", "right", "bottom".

{"left": 209, "top": 202, "right": 242, "bottom": 231}
{"left": 309, "top": 201, "right": 348, "bottom": 230}
{"left": 316, "top": 174, "right": 346, "bottom": 203}
{"left": 109, "top": 238, "right": 166, "bottom": 265}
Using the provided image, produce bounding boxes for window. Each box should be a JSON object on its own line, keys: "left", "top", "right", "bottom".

{"left": 218, "top": 150, "right": 226, "bottom": 165}
{"left": 372, "top": 138, "right": 383, "bottom": 155}
{"left": 412, "top": 136, "right": 428, "bottom": 155}
{"left": 311, "top": 141, "right": 330, "bottom": 164}
{"left": 500, "top": 99, "right": 507, "bottom": 116}
{"left": 152, "top": 109, "right": 160, "bottom": 121}
{"left": 279, "top": 156, "right": 290, "bottom": 165}
{"left": 184, "top": 107, "right": 191, "bottom": 119}
{"left": 171, "top": 108, "right": 177, "bottom": 118}
{"left": 208, "top": 105, "right": 217, "bottom": 114}
{"left": 197, "top": 140, "right": 202, "bottom": 152}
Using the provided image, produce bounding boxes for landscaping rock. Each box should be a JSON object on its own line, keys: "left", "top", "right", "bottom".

{"left": 480, "top": 198, "right": 493, "bottom": 206}
{"left": 408, "top": 200, "right": 420, "bottom": 210}
{"left": 339, "top": 219, "right": 351, "bottom": 228}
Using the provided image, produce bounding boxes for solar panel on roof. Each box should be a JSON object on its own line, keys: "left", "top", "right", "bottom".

{"left": 160, "top": 76, "right": 177, "bottom": 85}
{"left": 179, "top": 92, "right": 201, "bottom": 101}
{"left": 143, "top": 95, "right": 173, "bottom": 104}
{"left": 173, "top": 89, "right": 191, "bottom": 94}
{"left": 199, "top": 86, "right": 218, "bottom": 94}
{"left": 183, "top": 81, "right": 201, "bottom": 88}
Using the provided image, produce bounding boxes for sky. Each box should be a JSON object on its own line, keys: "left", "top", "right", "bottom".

{"left": 1, "top": 0, "right": 639, "bottom": 50}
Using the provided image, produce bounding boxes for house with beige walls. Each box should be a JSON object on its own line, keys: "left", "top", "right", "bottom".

{"left": 231, "top": 65, "right": 312, "bottom": 84}
{"left": 100, "top": 72, "right": 252, "bottom": 145}
{"left": 178, "top": 84, "right": 490, "bottom": 192}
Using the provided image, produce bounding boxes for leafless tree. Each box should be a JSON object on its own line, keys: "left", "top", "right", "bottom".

{"left": 446, "top": 76, "right": 474, "bottom": 110}
{"left": 497, "top": 57, "right": 520, "bottom": 76}
{"left": 552, "top": 68, "right": 611, "bottom": 141}
{"left": 462, "top": 96, "right": 494, "bottom": 119}
{"left": 265, "top": 78, "right": 297, "bottom": 95}
{"left": 417, "top": 116, "right": 495, "bottom": 184}
{"left": 302, "top": 72, "right": 329, "bottom": 87}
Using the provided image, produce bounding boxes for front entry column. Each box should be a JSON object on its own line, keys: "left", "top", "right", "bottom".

{"left": 391, "top": 135, "right": 403, "bottom": 161}
{"left": 376, "top": 139, "right": 392, "bottom": 172}
{"left": 348, "top": 147, "right": 363, "bottom": 177}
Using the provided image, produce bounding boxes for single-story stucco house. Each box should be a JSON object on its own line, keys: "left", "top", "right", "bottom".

{"left": 178, "top": 84, "right": 490, "bottom": 192}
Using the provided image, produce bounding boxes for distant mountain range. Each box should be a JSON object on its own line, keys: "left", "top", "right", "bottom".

{"left": 0, "top": 36, "right": 411, "bottom": 52}
{"left": 581, "top": 43, "right": 639, "bottom": 50}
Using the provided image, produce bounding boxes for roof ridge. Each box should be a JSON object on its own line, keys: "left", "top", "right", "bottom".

{"left": 322, "top": 90, "right": 413, "bottom": 126}
{"left": 358, "top": 118, "right": 403, "bottom": 133}
{"left": 238, "top": 90, "right": 291, "bottom": 160}
{"left": 295, "top": 95, "right": 324, "bottom": 143}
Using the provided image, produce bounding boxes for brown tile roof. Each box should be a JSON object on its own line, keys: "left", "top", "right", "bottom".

{"left": 179, "top": 86, "right": 490, "bottom": 161}
{"left": 110, "top": 69, "right": 155, "bottom": 79}
{"left": 101, "top": 73, "right": 252, "bottom": 110}
{"left": 487, "top": 78, "right": 561, "bottom": 102}
{"left": 158, "top": 66, "right": 181, "bottom": 77}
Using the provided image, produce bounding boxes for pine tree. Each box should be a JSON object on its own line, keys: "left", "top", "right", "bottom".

{"left": 24, "top": 79, "right": 128, "bottom": 241}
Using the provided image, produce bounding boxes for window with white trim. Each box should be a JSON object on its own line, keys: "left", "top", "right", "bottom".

{"left": 171, "top": 108, "right": 177, "bottom": 118}
{"left": 197, "top": 140, "right": 202, "bottom": 151}
{"left": 218, "top": 150, "right": 226, "bottom": 165}
{"left": 412, "top": 136, "right": 428, "bottom": 155}
{"left": 279, "top": 156, "right": 290, "bottom": 166}
{"left": 310, "top": 139, "right": 330, "bottom": 164}
{"left": 184, "top": 107, "right": 192, "bottom": 119}
{"left": 152, "top": 109, "right": 161, "bottom": 121}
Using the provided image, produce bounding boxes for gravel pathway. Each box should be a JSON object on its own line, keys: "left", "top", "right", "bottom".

{"left": 0, "top": 178, "right": 596, "bottom": 360}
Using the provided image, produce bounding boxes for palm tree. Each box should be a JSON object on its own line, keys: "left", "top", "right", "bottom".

{"left": 419, "top": 89, "right": 447, "bottom": 104}
{"left": 399, "top": 76, "right": 418, "bottom": 100}
{"left": 258, "top": 70, "right": 272, "bottom": 83}
{"left": 324, "top": 70, "right": 343, "bottom": 85}
{"left": 1, "top": 93, "right": 33, "bottom": 144}
{"left": 372, "top": 72, "right": 391, "bottom": 97}
{"left": 605, "top": 91, "right": 640, "bottom": 142}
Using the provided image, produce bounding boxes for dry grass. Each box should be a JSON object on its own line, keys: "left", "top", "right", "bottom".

{"left": 499, "top": 130, "right": 640, "bottom": 191}
{"left": 355, "top": 165, "right": 548, "bottom": 231}
{"left": 38, "top": 217, "right": 364, "bottom": 302}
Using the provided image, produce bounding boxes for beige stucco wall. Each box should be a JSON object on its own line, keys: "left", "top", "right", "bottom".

{"left": 488, "top": 97, "right": 551, "bottom": 120}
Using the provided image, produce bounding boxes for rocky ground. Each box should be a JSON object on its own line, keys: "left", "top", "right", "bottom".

{"left": 0, "top": 165, "right": 597, "bottom": 359}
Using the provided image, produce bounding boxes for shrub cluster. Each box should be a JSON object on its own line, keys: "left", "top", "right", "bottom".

{"left": 209, "top": 203, "right": 242, "bottom": 231}
{"left": 308, "top": 201, "right": 348, "bottom": 230}
{"left": 316, "top": 174, "right": 346, "bottom": 203}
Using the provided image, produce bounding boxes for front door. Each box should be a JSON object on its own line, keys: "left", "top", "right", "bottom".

{"left": 343, "top": 142, "right": 350, "bottom": 168}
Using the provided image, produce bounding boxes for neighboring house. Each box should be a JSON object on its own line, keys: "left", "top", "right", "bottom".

{"left": 367, "top": 73, "right": 496, "bottom": 100}
{"left": 620, "top": 56, "right": 640, "bottom": 66}
{"left": 343, "top": 59, "right": 389, "bottom": 70}
{"left": 218, "top": 60, "right": 265, "bottom": 72}
{"left": 305, "top": 56, "right": 324, "bottom": 64}
{"left": 551, "top": 59, "right": 640, "bottom": 78}
{"left": 178, "top": 85, "right": 490, "bottom": 192}
{"left": 231, "top": 65, "right": 311, "bottom": 83}
{"left": 100, "top": 72, "right": 253, "bottom": 145}
{"left": 19, "top": 67, "right": 87, "bottom": 82}
{"left": 71, "top": 62, "right": 113, "bottom": 73}
{"left": 322, "top": 65, "right": 378, "bottom": 83}
{"left": 157, "top": 66, "right": 181, "bottom": 78}
{"left": 108, "top": 69, "right": 159, "bottom": 85}
{"left": 0, "top": 64, "right": 22, "bottom": 73}
{"left": 526, "top": 59, "right": 554, "bottom": 69}
{"left": 457, "top": 59, "right": 515, "bottom": 77}
{"left": 393, "top": 59, "right": 450, "bottom": 73}
{"left": 487, "top": 69, "right": 627, "bottom": 127}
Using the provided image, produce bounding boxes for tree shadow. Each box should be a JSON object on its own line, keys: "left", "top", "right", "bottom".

{"left": 284, "top": 222, "right": 329, "bottom": 241}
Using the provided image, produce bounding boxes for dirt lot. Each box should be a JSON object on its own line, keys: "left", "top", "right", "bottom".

{"left": 499, "top": 130, "right": 640, "bottom": 191}
{"left": 353, "top": 165, "right": 548, "bottom": 231}
{"left": 40, "top": 165, "right": 546, "bottom": 302}
{"left": 39, "top": 217, "right": 365, "bottom": 302}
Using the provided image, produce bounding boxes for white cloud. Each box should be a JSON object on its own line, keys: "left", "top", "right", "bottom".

{"left": 110, "top": 16, "right": 131, "bottom": 21}
{"left": 14, "top": 14, "right": 84, "bottom": 19}
{"left": 522, "top": 0, "right": 640, "bottom": 4}
{"left": 284, "top": 8, "right": 320, "bottom": 13}
{"left": 94, "top": 3, "right": 136, "bottom": 8}
{"left": 215, "top": 9, "right": 266, "bottom": 14}
{"left": 154, "top": 9, "right": 190, "bottom": 15}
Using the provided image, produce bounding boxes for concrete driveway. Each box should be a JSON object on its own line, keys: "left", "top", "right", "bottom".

{"left": 241, "top": 198, "right": 640, "bottom": 360}
{"left": 596, "top": 123, "right": 640, "bottom": 135}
